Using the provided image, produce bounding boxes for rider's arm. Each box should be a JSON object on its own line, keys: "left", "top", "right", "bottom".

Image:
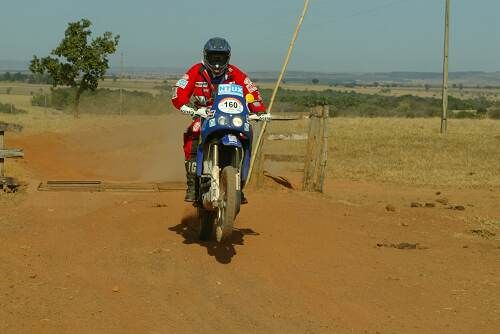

{"left": 232, "top": 67, "right": 266, "bottom": 113}
{"left": 171, "top": 65, "right": 198, "bottom": 110}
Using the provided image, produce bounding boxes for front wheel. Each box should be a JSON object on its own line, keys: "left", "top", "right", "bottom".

{"left": 215, "top": 166, "right": 238, "bottom": 243}
{"left": 198, "top": 208, "right": 215, "bottom": 241}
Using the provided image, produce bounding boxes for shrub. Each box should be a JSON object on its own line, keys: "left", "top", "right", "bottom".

{"left": 453, "top": 111, "right": 477, "bottom": 119}
{"left": 0, "top": 103, "right": 26, "bottom": 114}
{"left": 488, "top": 109, "right": 500, "bottom": 119}
{"left": 31, "top": 88, "right": 171, "bottom": 115}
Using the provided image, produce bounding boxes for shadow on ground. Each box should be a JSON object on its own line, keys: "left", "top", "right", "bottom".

{"left": 169, "top": 214, "right": 260, "bottom": 264}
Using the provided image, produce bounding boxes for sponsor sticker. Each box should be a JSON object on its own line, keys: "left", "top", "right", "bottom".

{"left": 209, "top": 118, "right": 216, "bottom": 127}
{"left": 244, "top": 78, "right": 257, "bottom": 93}
{"left": 195, "top": 81, "right": 208, "bottom": 88}
{"left": 228, "top": 134, "right": 238, "bottom": 143}
{"left": 217, "top": 84, "right": 244, "bottom": 97}
{"left": 218, "top": 97, "right": 243, "bottom": 114}
{"left": 244, "top": 123, "right": 250, "bottom": 132}
{"left": 176, "top": 79, "right": 188, "bottom": 89}
{"left": 247, "top": 84, "right": 257, "bottom": 93}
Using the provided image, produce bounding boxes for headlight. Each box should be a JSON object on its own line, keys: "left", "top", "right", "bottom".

{"left": 218, "top": 116, "right": 228, "bottom": 126}
{"left": 232, "top": 117, "right": 243, "bottom": 127}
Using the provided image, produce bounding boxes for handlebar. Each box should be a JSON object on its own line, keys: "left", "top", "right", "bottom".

{"left": 181, "top": 105, "right": 270, "bottom": 121}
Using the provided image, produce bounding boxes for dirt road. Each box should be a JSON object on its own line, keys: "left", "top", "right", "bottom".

{"left": 1, "top": 115, "right": 499, "bottom": 333}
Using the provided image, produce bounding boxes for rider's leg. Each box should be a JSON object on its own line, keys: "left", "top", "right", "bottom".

{"left": 183, "top": 130, "right": 199, "bottom": 202}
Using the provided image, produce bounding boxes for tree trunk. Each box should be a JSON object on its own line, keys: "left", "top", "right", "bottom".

{"left": 74, "top": 86, "right": 84, "bottom": 118}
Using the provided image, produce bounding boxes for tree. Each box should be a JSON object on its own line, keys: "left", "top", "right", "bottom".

{"left": 6, "top": 87, "right": 12, "bottom": 94}
{"left": 424, "top": 84, "right": 430, "bottom": 92}
{"left": 30, "top": 19, "right": 119, "bottom": 117}
{"left": 312, "top": 78, "right": 319, "bottom": 85}
{"left": 12, "top": 72, "right": 24, "bottom": 81}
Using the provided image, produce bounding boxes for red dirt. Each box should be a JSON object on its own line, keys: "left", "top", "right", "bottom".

{"left": 1, "top": 115, "right": 499, "bottom": 333}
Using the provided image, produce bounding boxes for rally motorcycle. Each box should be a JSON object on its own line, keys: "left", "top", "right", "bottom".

{"left": 189, "top": 84, "right": 269, "bottom": 243}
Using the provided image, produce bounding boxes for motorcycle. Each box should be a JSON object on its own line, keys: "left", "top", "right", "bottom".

{"left": 187, "top": 84, "right": 269, "bottom": 243}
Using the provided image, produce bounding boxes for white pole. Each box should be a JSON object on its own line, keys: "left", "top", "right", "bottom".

{"left": 441, "top": 0, "right": 450, "bottom": 134}
{"left": 120, "top": 52, "right": 124, "bottom": 116}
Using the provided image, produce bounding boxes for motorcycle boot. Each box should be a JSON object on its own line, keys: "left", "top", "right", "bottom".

{"left": 184, "top": 160, "right": 197, "bottom": 202}
{"left": 240, "top": 191, "right": 248, "bottom": 204}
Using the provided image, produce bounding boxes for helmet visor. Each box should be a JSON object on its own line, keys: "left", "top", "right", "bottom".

{"left": 206, "top": 52, "right": 229, "bottom": 69}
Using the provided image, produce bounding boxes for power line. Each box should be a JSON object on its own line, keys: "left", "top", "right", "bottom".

{"left": 344, "top": 0, "right": 413, "bottom": 19}
{"left": 319, "top": 0, "right": 414, "bottom": 23}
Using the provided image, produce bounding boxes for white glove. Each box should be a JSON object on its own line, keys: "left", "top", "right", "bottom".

{"left": 193, "top": 107, "right": 208, "bottom": 118}
{"left": 259, "top": 113, "right": 272, "bottom": 121}
{"left": 180, "top": 105, "right": 195, "bottom": 116}
{"left": 249, "top": 114, "right": 260, "bottom": 121}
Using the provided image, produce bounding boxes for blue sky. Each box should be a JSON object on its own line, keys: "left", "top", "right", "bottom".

{"left": 1, "top": 0, "right": 499, "bottom": 72}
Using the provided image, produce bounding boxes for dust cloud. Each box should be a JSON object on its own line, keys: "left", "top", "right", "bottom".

{"left": 60, "top": 113, "right": 190, "bottom": 182}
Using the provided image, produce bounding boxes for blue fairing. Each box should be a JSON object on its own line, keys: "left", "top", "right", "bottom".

{"left": 196, "top": 84, "right": 253, "bottom": 181}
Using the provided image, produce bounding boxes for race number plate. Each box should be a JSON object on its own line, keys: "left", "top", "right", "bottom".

{"left": 218, "top": 98, "right": 243, "bottom": 114}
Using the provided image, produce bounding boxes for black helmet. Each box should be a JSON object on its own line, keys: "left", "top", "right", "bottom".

{"left": 203, "top": 37, "right": 231, "bottom": 77}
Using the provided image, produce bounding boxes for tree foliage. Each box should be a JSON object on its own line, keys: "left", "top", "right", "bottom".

{"left": 0, "top": 71, "right": 53, "bottom": 84}
{"left": 31, "top": 88, "right": 171, "bottom": 115}
{"left": 29, "top": 19, "right": 119, "bottom": 117}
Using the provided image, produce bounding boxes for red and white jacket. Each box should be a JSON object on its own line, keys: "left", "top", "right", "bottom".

{"left": 171, "top": 63, "right": 266, "bottom": 113}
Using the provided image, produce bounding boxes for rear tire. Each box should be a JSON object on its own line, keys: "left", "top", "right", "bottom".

{"left": 216, "top": 166, "right": 237, "bottom": 243}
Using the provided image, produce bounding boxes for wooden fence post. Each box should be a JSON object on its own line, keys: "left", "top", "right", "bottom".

{"left": 303, "top": 106, "right": 321, "bottom": 191}
{"left": 317, "top": 106, "right": 329, "bottom": 192}
{"left": 0, "top": 124, "right": 24, "bottom": 180}
{"left": 303, "top": 106, "right": 329, "bottom": 192}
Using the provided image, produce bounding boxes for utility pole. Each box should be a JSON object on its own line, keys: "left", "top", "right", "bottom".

{"left": 120, "top": 52, "right": 124, "bottom": 116}
{"left": 441, "top": 0, "right": 450, "bottom": 134}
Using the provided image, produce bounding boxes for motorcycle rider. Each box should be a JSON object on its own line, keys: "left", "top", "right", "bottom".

{"left": 172, "top": 37, "right": 268, "bottom": 202}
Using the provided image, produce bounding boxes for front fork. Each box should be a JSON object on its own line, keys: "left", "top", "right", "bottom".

{"left": 202, "top": 143, "right": 220, "bottom": 210}
{"left": 201, "top": 143, "right": 243, "bottom": 211}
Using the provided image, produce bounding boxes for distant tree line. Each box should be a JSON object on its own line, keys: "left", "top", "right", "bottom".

{"left": 0, "top": 71, "right": 53, "bottom": 84}
{"left": 31, "top": 87, "right": 171, "bottom": 115}
{"left": 260, "top": 88, "right": 500, "bottom": 119}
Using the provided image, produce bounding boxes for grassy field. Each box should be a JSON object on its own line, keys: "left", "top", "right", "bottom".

{"left": 267, "top": 117, "right": 500, "bottom": 188}
{"left": 2, "top": 103, "right": 500, "bottom": 188}
{"left": 2, "top": 80, "right": 500, "bottom": 188}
